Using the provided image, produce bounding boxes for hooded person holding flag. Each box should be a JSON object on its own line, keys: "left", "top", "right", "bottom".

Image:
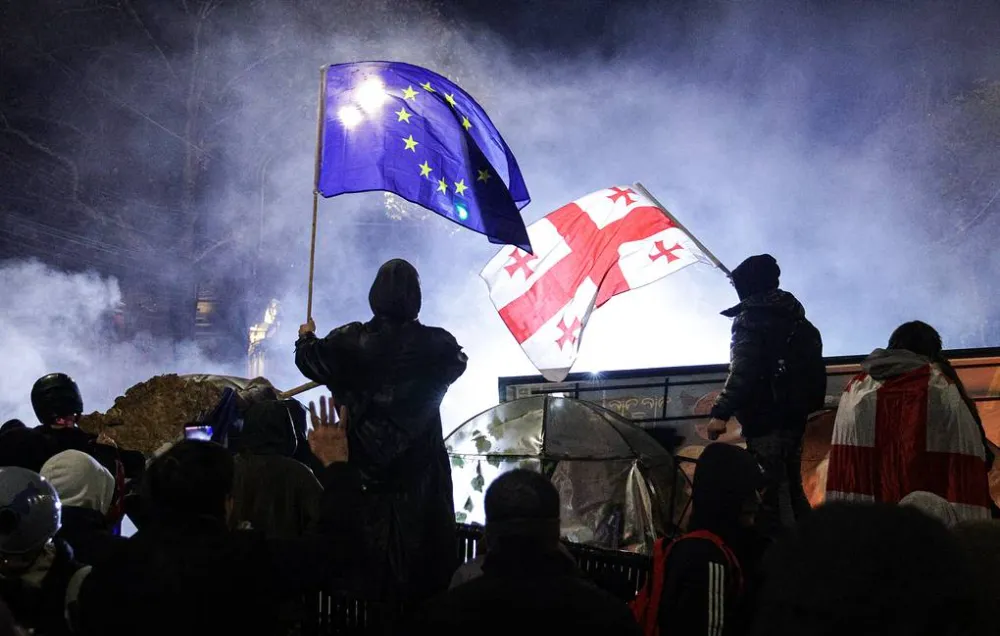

{"left": 295, "top": 259, "right": 468, "bottom": 606}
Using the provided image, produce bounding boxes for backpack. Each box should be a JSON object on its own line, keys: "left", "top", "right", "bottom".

{"left": 630, "top": 530, "right": 743, "bottom": 636}
{"left": 772, "top": 318, "right": 826, "bottom": 415}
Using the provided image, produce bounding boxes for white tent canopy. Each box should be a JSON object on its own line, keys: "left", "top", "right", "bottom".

{"left": 445, "top": 395, "right": 685, "bottom": 554}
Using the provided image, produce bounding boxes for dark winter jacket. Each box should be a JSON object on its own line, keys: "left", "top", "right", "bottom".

{"left": 415, "top": 544, "right": 642, "bottom": 636}
{"left": 0, "top": 425, "right": 143, "bottom": 481}
{"left": 56, "top": 506, "right": 125, "bottom": 569}
{"left": 0, "top": 539, "right": 84, "bottom": 636}
{"left": 710, "top": 290, "right": 810, "bottom": 437}
{"left": 294, "top": 259, "right": 467, "bottom": 603}
{"left": 75, "top": 463, "right": 363, "bottom": 636}
{"left": 231, "top": 401, "right": 323, "bottom": 539}
{"left": 659, "top": 443, "right": 769, "bottom": 636}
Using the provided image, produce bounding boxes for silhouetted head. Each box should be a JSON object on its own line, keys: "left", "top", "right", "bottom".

{"left": 888, "top": 321, "right": 942, "bottom": 359}
{"left": 691, "top": 442, "right": 765, "bottom": 534}
{"left": 485, "top": 469, "right": 560, "bottom": 549}
{"left": 753, "top": 503, "right": 980, "bottom": 636}
{"left": 241, "top": 401, "right": 297, "bottom": 458}
{"left": 369, "top": 259, "right": 421, "bottom": 321}
{"left": 730, "top": 254, "right": 780, "bottom": 301}
{"left": 0, "top": 421, "right": 25, "bottom": 436}
{"left": 899, "top": 491, "right": 960, "bottom": 528}
{"left": 142, "top": 440, "right": 233, "bottom": 523}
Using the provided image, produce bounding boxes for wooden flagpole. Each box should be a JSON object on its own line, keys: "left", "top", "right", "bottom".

{"left": 288, "top": 67, "right": 328, "bottom": 401}
{"left": 279, "top": 380, "right": 319, "bottom": 399}
{"left": 632, "top": 181, "right": 731, "bottom": 277}
{"left": 306, "top": 66, "right": 328, "bottom": 321}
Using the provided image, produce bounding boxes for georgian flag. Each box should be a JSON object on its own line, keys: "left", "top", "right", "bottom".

{"left": 826, "top": 362, "right": 992, "bottom": 521}
{"left": 480, "top": 185, "right": 716, "bottom": 382}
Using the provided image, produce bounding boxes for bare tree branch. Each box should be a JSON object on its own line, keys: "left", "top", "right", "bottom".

{"left": 192, "top": 236, "right": 235, "bottom": 264}
{"left": 0, "top": 110, "right": 84, "bottom": 206}
{"left": 120, "top": 0, "right": 179, "bottom": 80}
{"left": 53, "top": 3, "right": 119, "bottom": 19}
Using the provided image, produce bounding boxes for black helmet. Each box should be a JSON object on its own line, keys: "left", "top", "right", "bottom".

{"left": 30, "top": 374, "right": 83, "bottom": 426}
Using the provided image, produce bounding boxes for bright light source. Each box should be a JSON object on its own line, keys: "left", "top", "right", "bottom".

{"left": 455, "top": 203, "right": 469, "bottom": 221}
{"left": 355, "top": 77, "right": 388, "bottom": 114}
{"left": 338, "top": 105, "right": 363, "bottom": 129}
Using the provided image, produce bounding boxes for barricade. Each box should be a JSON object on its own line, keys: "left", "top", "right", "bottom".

{"left": 305, "top": 523, "right": 653, "bottom": 634}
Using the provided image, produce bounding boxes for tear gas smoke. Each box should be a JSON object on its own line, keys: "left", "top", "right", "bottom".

{"left": 1, "top": 0, "right": 998, "bottom": 433}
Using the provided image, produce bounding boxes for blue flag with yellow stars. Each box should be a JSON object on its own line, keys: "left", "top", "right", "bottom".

{"left": 318, "top": 61, "right": 532, "bottom": 252}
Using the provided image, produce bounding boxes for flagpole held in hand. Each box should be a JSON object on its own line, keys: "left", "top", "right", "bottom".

{"left": 279, "top": 381, "right": 320, "bottom": 399}
{"left": 632, "top": 182, "right": 731, "bottom": 277}
{"left": 307, "top": 66, "right": 328, "bottom": 321}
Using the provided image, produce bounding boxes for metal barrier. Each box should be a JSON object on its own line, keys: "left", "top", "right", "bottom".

{"left": 306, "top": 523, "right": 653, "bottom": 634}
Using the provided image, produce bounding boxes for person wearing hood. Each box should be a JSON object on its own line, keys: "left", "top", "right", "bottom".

{"left": 40, "top": 450, "right": 123, "bottom": 568}
{"left": 295, "top": 259, "right": 468, "bottom": 606}
{"left": 633, "top": 443, "right": 768, "bottom": 636}
{"left": 706, "top": 255, "right": 825, "bottom": 537}
{"left": 826, "top": 321, "right": 992, "bottom": 521}
{"left": 230, "top": 401, "right": 323, "bottom": 539}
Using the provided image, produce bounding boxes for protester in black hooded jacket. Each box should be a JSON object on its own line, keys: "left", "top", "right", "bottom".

{"left": 658, "top": 443, "right": 769, "bottom": 636}
{"left": 707, "top": 255, "right": 818, "bottom": 537}
{"left": 231, "top": 400, "right": 323, "bottom": 539}
{"left": 295, "top": 258, "right": 468, "bottom": 605}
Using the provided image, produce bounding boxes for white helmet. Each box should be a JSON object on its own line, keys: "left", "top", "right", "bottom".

{"left": 0, "top": 467, "right": 61, "bottom": 555}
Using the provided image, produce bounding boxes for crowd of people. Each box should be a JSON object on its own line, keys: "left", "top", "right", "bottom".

{"left": 0, "top": 255, "right": 995, "bottom": 635}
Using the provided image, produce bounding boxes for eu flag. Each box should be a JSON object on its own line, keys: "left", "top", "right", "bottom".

{"left": 318, "top": 62, "right": 532, "bottom": 252}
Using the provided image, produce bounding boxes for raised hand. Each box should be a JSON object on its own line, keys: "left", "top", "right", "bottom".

{"left": 308, "top": 395, "right": 348, "bottom": 466}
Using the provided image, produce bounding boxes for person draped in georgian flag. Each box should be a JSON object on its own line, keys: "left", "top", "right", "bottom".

{"left": 480, "top": 185, "right": 717, "bottom": 382}
{"left": 826, "top": 321, "right": 994, "bottom": 521}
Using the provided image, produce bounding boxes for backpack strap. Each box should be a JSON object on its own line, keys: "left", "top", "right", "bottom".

{"left": 631, "top": 537, "right": 668, "bottom": 636}
{"left": 682, "top": 530, "right": 744, "bottom": 595}
{"left": 631, "top": 531, "right": 744, "bottom": 636}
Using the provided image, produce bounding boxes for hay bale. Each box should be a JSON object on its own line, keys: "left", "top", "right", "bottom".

{"left": 79, "top": 374, "right": 225, "bottom": 455}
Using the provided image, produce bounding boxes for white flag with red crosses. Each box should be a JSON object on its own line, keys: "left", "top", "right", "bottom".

{"left": 480, "top": 185, "right": 717, "bottom": 382}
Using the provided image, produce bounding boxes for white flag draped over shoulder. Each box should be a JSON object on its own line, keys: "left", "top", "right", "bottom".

{"left": 480, "top": 185, "right": 717, "bottom": 382}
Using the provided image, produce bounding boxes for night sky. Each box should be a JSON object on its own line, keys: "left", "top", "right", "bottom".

{"left": 1, "top": 0, "right": 998, "bottom": 426}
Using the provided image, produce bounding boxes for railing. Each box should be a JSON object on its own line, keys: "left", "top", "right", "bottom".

{"left": 305, "top": 523, "right": 653, "bottom": 634}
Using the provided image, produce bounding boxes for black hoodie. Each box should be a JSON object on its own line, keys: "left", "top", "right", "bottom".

{"left": 230, "top": 401, "right": 323, "bottom": 539}
{"left": 294, "top": 258, "right": 468, "bottom": 602}
{"left": 658, "top": 443, "right": 769, "bottom": 636}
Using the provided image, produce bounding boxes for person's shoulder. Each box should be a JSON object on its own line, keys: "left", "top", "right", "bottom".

{"left": 666, "top": 535, "right": 734, "bottom": 572}
{"left": 327, "top": 321, "right": 366, "bottom": 338}
{"left": 415, "top": 324, "right": 461, "bottom": 347}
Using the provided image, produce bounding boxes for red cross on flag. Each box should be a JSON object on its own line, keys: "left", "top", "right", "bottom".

{"left": 481, "top": 184, "right": 720, "bottom": 382}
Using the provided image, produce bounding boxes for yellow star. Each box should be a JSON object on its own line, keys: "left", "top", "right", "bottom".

{"left": 420, "top": 81, "right": 435, "bottom": 93}
{"left": 454, "top": 179, "right": 468, "bottom": 196}
{"left": 418, "top": 161, "right": 433, "bottom": 177}
{"left": 461, "top": 116, "right": 472, "bottom": 131}
{"left": 445, "top": 93, "right": 457, "bottom": 107}
{"left": 477, "top": 169, "right": 492, "bottom": 183}
{"left": 395, "top": 106, "right": 412, "bottom": 123}
{"left": 437, "top": 178, "right": 448, "bottom": 194}
{"left": 402, "top": 135, "right": 418, "bottom": 152}
{"left": 401, "top": 86, "right": 418, "bottom": 101}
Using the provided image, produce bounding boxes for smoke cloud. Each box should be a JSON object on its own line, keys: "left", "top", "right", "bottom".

{"left": 2, "top": 0, "right": 998, "bottom": 433}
